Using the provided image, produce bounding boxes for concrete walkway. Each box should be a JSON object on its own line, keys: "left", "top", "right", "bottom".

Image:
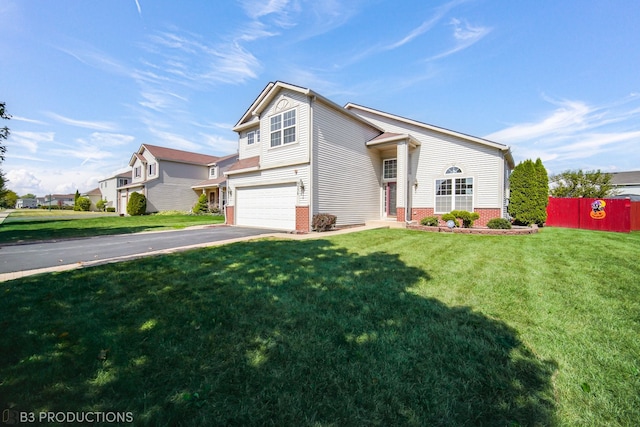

{"left": 0, "top": 223, "right": 388, "bottom": 282}
{"left": 0, "top": 209, "right": 14, "bottom": 225}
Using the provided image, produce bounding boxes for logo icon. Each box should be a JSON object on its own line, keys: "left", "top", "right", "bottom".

{"left": 590, "top": 199, "right": 606, "bottom": 220}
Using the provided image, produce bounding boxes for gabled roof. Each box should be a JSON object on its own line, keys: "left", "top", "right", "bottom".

{"left": 232, "top": 81, "right": 384, "bottom": 134}
{"left": 83, "top": 187, "right": 101, "bottom": 196}
{"left": 345, "top": 103, "right": 515, "bottom": 168}
{"left": 129, "top": 144, "right": 220, "bottom": 167}
{"left": 611, "top": 171, "right": 640, "bottom": 185}
{"left": 367, "top": 132, "right": 421, "bottom": 149}
{"left": 207, "top": 152, "right": 239, "bottom": 167}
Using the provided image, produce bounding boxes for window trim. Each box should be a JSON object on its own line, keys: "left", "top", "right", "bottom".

{"left": 134, "top": 166, "right": 142, "bottom": 178}
{"left": 434, "top": 176, "right": 474, "bottom": 214}
{"left": 270, "top": 108, "right": 296, "bottom": 148}
{"left": 383, "top": 158, "right": 397, "bottom": 181}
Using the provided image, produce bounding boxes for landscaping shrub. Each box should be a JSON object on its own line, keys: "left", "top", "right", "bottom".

{"left": 312, "top": 213, "right": 337, "bottom": 232}
{"left": 420, "top": 216, "right": 439, "bottom": 227}
{"left": 193, "top": 193, "right": 208, "bottom": 214}
{"left": 106, "top": 207, "right": 116, "bottom": 213}
{"left": 96, "top": 199, "right": 107, "bottom": 212}
{"left": 127, "top": 192, "right": 147, "bottom": 216}
{"left": 450, "top": 210, "right": 480, "bottom": 228}
{"left": 487, "top": 218, "right": 512, "bottom": 229}
{"left": 441, "top": 213, "right": 459, "bottom": 227}
{"left": 74, "top": 196, "right": 91, "bottom": 212}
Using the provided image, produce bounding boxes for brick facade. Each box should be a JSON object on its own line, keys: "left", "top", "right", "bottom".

{"left": 225, "top": 206, "right": 234, "bottom": 225}
{"left": 410, "top": 207, "right": 502, "bottom": 227}
{"left": 396, "top": 207, "right": 405, "bottom": 223}
{"left": 296, "top": 206, "right": 310, "bottom": 232}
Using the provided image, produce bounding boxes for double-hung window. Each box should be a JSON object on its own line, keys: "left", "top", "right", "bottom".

{"left": 435, "top": 167, "right": 473, "bottom": 213}
{"left": 148, "top": 163, "right": 156, "bottom": 176}
{"left": 270, "top": 109, "right": 296, "bottom": 147}
{"left": 134, "top": 166, "right": 141, "bottom": 178}
{"left": 247, "top": 129, "right": 260, "bottom": 145}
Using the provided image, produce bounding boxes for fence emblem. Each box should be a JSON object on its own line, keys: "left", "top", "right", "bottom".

{"left": 590, "top": 199, "right": 606, "bottom": 220}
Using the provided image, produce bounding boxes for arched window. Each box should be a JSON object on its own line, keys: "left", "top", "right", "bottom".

{"left": 446, "top": 166, "right": 462, "bottom": 174}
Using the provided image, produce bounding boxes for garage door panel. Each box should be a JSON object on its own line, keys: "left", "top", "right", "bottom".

{"left": 236, "top": 184, "right": 297, "bottom": 230}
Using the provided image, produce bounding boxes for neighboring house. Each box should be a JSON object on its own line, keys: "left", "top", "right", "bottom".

{"left": 610, "top": 171, "right": 640, "bottom": 196}
{"left": 43, "top": 194, "right": 75, "bottom": 208}
{"left": 225, "top": 81, "right": 514, "bottom": 232}
{"left": 15, "top": 198, "right": 37, "bottom": 208}
{"left": 191, "top": 153, "right": 239, "bottom": 212}
{"left": 117, "top": 144, "right": 237, "bottom": 214}
{"left": 82, "top": 187, "right": 102, "bottom": 211}
{"left": 98, "top": 171, "right": 131, "bottom": 211}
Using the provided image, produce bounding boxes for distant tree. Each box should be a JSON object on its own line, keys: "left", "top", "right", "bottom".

{"left": 21, "top": 193, "right": 37, "bottom": 199}
{"left": 96, "top": 199, "right": 107, "bottom": 212}
{"left": 0, "top": 189, "right": 18, "bottom": 208}
{"left": 549, "top": 169, "right": 618, "bottom": 198}
{"left": 508, "top": 158, "right": 549, "bottom": 226}
{"left": 0, "top": 102, "right": 10, "bottom": 199}
{"left": 74, "top": 196, "right": 91, "bottom": 211}
{"left": 0, "top": 102, "right": 9, "bottom": 162}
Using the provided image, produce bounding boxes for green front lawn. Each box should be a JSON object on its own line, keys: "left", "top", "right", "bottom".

{"left": 1, "top": 228, "right": 638, "bottom": 426}
{"left": 0, "top": 213, "right": 225, "bottom": 244}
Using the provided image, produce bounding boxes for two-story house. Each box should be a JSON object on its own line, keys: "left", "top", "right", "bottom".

{"left": 117, "top": 144, "right": 237, "bottom": 214}
{"left": 225, "top": 81, "right": 514, "bottom": 232}
{"left": 98, "top": 171, "right": 131, "bottom": 212}
{"left": 191, "top": 152, "right": 239, "bottom": 212}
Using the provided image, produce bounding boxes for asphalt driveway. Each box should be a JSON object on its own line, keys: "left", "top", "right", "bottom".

{"left": 0, "top": 225, "right": 281, "bottom": 280}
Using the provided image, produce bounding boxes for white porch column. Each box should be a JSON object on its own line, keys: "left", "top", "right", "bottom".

{"left": 396, "top": 141, "right": 410, "bottom": 221}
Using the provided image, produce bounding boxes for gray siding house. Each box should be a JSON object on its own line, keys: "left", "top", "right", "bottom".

{"left": 226, "top": 81, "right": 514, "bottom": 232}
{"left": 117, "top": 144, "right": 236, "bottom": 214}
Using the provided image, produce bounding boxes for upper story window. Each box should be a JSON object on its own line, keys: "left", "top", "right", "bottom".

{"left": 210, "top": 166, "right": 218, "bottom": 178}
{"left": 383, "top": 159, "right": 397, "bottom": 180}
{"left": 148, "top": 163, "right": 156, "bottom": 176}
{"left": 118, "top": 178, "right": 129, "bottom": 186}
{"left": 247, "top": 129, "right": 260, "bottom": 145}
{"left": 446, "top": 166, "right": 462, "bottom": 174}
{"left": 134, "top": 166, "right": 142, "bottom": 178}
{"left": 270, "top": 109, "right": 296, "bottom": 148}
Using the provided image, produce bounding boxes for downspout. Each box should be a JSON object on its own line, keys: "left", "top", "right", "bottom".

{"left": 308, "top": 95, "right": 315, "bottom": 231}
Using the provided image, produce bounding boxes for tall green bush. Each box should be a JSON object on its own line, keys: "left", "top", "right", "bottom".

{"left": 127, "top": 192, "right": 147, "bottom": 216}
{"left": 508, "top": 158, "right": 548, "bottom": 226}
{"left": 74, "top": 196, "right": 91, "bottom": 211}
{"left": 450, "top": 210, "right": 480, "bottom": 228}
{"left": 193, "top": 193, "right": 208, "bottom": 214}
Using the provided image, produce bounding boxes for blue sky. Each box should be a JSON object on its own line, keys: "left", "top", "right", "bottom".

{"left": 2, "top": 0, "right": 639, "bottom": 196}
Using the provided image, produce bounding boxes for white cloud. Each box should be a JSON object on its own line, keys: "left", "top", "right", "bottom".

{"left": 485, "top": 95, "right": 640, "bottom": 172}
{"left": 5, "top": 169, "right": 42, "bottom": 195}
{"left": 201, "top": 133, "right": 238, "bottom": 155}
{"left": 45, "top": 112, "right": 117, "bottom": 131}
{"left": 8, "top": 130, "right": 55, "bottom": 153}
{"left": 425, "top": 18, "right": 492, "bottom": 61}
{"left": 148, "top": 128, "right": 202, "bottom": 151}
{"left": 84, "top": 132, "right": 135, "bottom": 147}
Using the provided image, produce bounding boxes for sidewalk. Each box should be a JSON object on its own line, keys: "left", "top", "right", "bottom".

{"left": 0, "top": 209, "right": 14, "bottom": 225}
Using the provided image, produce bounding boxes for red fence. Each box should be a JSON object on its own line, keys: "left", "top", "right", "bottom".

{"left": 546, "top": 197, "right": 640, "bottom": 233}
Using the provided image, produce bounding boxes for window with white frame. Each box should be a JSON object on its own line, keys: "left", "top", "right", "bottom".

{"left": 134, "top": 166, "right": 141, "bottom": 178}
{"left": 247, "top": 129, "right": 260, "bottom": 145}
{"left": 383, "top": 159, "right": 397, "bottom": 180}
{"left": 435, "top": 177, "right": 474, "bottom": 213}
{"left": 270, "top": 109, "right": 296, "bottom": 147}
{"left": 210, "top": 166, "right": 217, "bottom": 178}
{"left": 148, "top": 163, "right": 156, "bottom": 176}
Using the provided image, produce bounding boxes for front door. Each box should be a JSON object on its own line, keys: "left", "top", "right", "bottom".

{"left": 385, "top": 182, "right": 397, "bottom": 217}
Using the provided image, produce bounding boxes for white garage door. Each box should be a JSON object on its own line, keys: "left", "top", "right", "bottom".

{"left": 236, "top": 184, "right": 297, "bottom": 230}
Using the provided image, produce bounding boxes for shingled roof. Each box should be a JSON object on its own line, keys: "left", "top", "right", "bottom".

{"left": 130, "top": 144, "right": 220, "bottom": 166}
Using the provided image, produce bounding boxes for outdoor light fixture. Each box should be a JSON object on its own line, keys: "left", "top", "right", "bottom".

{"left": 413, "top": 179, "right": 418, "bottom": 189}
{"left": 298, "top": 179, "right": 305, "bottom": 192}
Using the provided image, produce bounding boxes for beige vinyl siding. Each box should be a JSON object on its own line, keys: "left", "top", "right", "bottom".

{"left": 260, "top": 91, "right": 310, "bottom": 168}
{"left": 145, "top": 161, "right": 208, "bottom": 212}
{"left": 228, "top": 164, "right": 310, "bottom": 208}
{"left": 239, "top": 124, "right": 261, "bottom": 160}
{"left": 351, "top": 110, "right": 505, "bottom": 210}
{"left": 313, "top": 100, "right": 381, "bottom": 226}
